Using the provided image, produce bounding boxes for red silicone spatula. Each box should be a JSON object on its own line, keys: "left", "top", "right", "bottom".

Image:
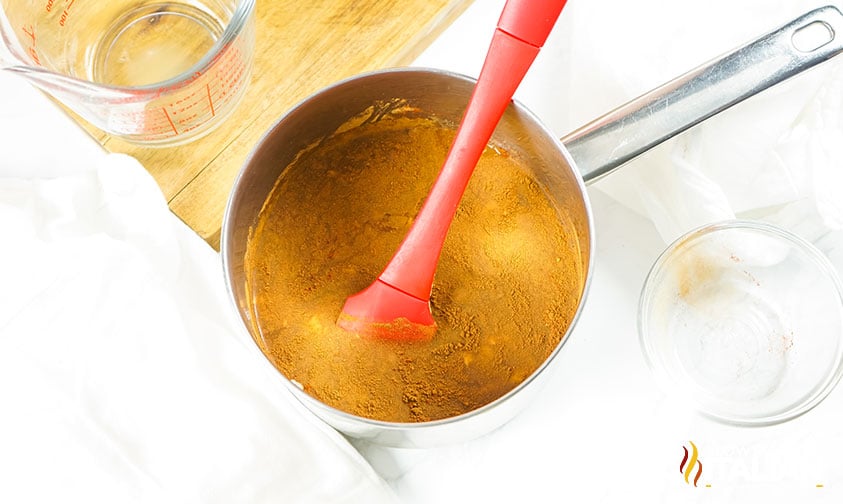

{"left": 337, "top": 0, "right": 568, "bottom": 340}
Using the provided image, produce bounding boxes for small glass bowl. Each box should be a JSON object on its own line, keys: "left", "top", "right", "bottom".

{"left": 638, "top": 220, "right": 843, "bottom": 425}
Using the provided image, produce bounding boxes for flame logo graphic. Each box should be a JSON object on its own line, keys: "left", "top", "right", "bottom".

{"left": 680, "top": 441, "right": 703, "bottom": 487}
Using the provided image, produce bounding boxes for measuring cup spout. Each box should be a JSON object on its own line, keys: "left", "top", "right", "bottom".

{"left": 3, "top": 65, "right": 132, "bottom": 101}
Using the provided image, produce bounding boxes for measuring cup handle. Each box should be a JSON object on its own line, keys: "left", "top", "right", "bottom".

{"left": 563, "top": 5, "right": 843, "bottom": 184}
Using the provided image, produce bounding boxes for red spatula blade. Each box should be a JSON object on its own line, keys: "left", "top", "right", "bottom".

{"left": 337, "top": 279, "right": 436, "bottom": 341}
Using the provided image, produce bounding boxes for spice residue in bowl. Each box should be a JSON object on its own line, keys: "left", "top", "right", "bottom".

{"left": 244, "top": 110, "right": 585, "bottom": 423}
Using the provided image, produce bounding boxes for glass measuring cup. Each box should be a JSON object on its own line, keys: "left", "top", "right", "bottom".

{"left": 0, "top": 0, "right": 255, "bottom": 145}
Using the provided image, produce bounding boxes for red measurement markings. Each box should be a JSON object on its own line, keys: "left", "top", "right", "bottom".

{"left": 168, "top": 89, "right": 204, "bottom": 127}
{"left": 162, "top": 108, "right": 178, "bottom": 135}
{"left": 206, "top": 83, "right": 215, "bottom": 116}
{"left": 45, "top": 0, "right": 54, "bottom": 12}
{"left": 207, "top": 44, "right": 247, "bottom": 111}
{"left": 126, "top": 43, "right": 249, "bottom": 138}
{"left": 20, "top": 25, "right": 41, "bottom": 66}
{"left": 59, "top": 0, "right": 75, "bottom": 26}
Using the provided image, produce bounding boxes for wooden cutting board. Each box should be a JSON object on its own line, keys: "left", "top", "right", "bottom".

{"left": 80, "top": 0, "right": 472, "bottom": 249}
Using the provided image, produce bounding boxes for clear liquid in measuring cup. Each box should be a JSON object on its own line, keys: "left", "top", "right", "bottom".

{"left": 91, "top": 1, "right": 227, "bottom": 87}
{"left": 1, "top": 0, "right": 254, "bottom": 144}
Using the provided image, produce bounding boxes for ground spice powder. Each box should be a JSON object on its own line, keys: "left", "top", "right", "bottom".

{"left": 245, "top": 112, "right": 584, "bottom": 423}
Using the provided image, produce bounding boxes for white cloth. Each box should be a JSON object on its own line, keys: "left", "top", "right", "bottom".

{"left": 0, "top": 73, "right": 395, "bottom": 503}
{"left": 559, "top": 0, "right": 843, "bottom": 246}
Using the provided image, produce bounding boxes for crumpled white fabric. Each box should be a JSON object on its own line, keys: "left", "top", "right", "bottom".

{"left": 560, "top": 0, "right": 843, "bottom": 245}
{"left": 554, "top": 0, "right": 843, "bottom": 246}
{"left": 0, "top": 73, "right": 395, "bottom": 503}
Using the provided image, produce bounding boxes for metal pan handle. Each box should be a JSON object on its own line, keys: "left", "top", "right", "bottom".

{"left": 562, "top": 5, "right": 843, "bottom": 184}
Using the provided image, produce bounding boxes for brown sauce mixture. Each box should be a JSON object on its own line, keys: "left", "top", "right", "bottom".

{"left": 245, "top": 111, "right": 584, "bottom": 423}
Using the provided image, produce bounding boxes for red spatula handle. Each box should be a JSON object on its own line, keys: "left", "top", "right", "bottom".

{"left": 498, "top": 0, "right": 568, "bottom": 47}
{"left": 378, "top": 0, "right": 567, "bottom": 300}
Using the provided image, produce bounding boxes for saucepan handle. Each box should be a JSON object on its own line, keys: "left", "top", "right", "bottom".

{"left": 563, "top": 5, "right": 843, "bottom": 183}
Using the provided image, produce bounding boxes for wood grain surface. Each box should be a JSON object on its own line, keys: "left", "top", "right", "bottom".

{"left": 81, "top": 0, "right": 472, "bottom": 249}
